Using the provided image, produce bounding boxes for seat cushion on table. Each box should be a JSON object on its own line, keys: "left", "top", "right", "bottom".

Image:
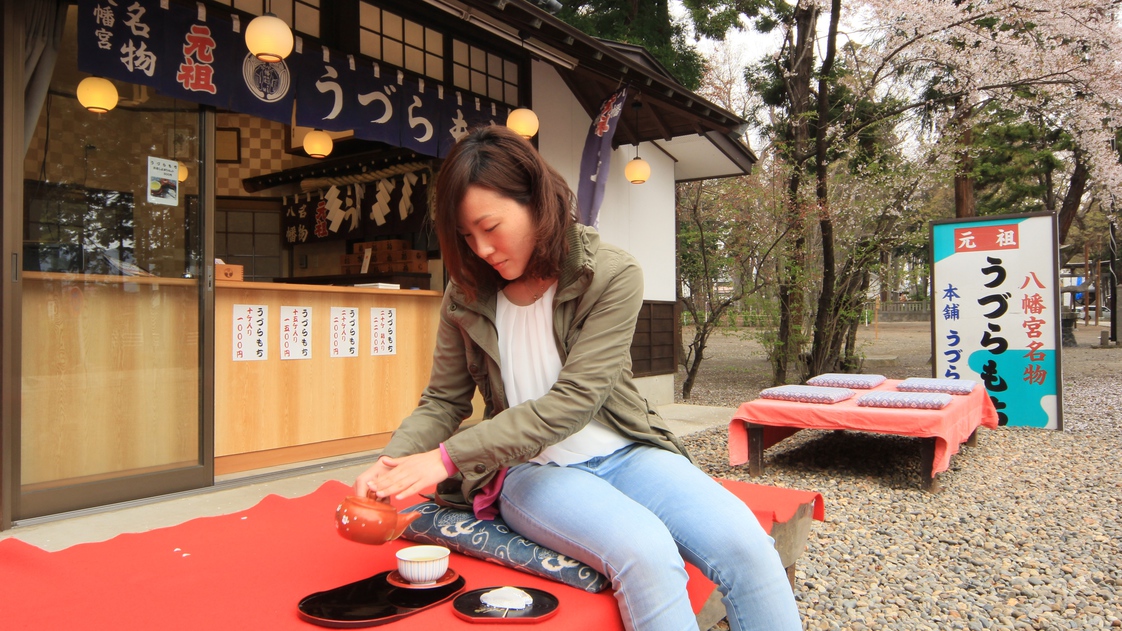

{"left": 856, "top": 391, "right": 953, "bottom": 409}
{"left": 401, "top": 502, "right": 610, "bottom": 593}
{"left": 805, "top": 373, "right": 886, "bottom": 389}
{"left": 760, "top": 385, "right": 855, "bottom": 404}
{"left": 896, "top": 377, "right": 977, "bottom": 395}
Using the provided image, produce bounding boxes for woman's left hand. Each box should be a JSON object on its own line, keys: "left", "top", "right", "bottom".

{"left": 369, "top": 449, "right": 449, "bottom": 501}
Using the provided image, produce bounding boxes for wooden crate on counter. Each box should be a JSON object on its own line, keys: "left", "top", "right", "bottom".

{"left": 216, "top": 264, "right": 244, "bottom": 281}
{"left": 353, "top": 239, "right": 410, "bottom": 253}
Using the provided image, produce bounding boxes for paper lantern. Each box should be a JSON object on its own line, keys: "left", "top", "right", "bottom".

{"left": 506, "top": 108, "right": 539, "bottom": 139}
{"left": 76, "top": 76, "right": 118, "bottom": 113}
{"left": 303, "top": 129, "right": 333, "bottom": 158}
{"left": 624, "top": 157, "right": 650, "bottom": 184}
{"left": 245, "top": 13, "right": 293, "bottom": 63}
{"left": 177, "top": 162, "right": 189, "bottom": 182}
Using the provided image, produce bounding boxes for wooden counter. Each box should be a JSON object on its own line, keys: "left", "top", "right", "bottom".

{"left": 215, "top": 280, "right": 443, "bottom": 474}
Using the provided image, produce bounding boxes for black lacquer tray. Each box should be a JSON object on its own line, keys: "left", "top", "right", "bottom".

{"left": 298, "top": 570, "right": 466, "bottom": 628}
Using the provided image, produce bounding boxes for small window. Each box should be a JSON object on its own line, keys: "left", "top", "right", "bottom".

{"left": 216, "top": 204, "right": 284, "bottom": 283}
{"left": 452, "top": 40, "right": 522, "bottom": 106}
{"left": 359, "top": 5, "right": 443, "bottom": 80}
{"left": 221, "top": 0, "right": 320, "bottom": 39}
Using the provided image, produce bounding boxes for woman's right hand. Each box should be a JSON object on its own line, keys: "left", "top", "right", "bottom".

{"left": 353, "top": 457, "right": 394, "bottom": 499}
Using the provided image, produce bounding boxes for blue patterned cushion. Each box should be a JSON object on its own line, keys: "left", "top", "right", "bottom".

{"left": 896, "top": 377, "right": 977, "bottom": 395}
{"left": 759, "top": 385, "right": 855, "bottom": 404}
{"left": 806, "top": 373, "right": 886, "bottom": 389}
{"left": 856, "top": 391, "right": 953, "bottom": 409}
{"left": 401, "top": 502, "right": 609, "bottom": 593}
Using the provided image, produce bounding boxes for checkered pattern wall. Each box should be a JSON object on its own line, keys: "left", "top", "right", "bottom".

{"left": 24, "top": 94, "right": 200, "bottom": 199}
{"left": 214, "top": 112, "right": 315, "bottom": 198}
{"left": 24, "top": 96, "right": 312, "bottom": 200}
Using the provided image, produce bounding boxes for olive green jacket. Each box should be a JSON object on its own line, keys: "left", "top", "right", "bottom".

{"left": 380, "top": 224, "right": 688, "bottom": 504}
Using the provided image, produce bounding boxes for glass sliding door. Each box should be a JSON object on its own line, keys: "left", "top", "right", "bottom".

{"left": 15, "top": 6, "right": 211, "bottom": 519}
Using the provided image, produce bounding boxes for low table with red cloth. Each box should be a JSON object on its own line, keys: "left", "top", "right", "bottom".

{"left": 0, "top": 478, "right": 822, "bottom": 630}
{"left": 728, "top": 379, "right": 999, "bottom": 491}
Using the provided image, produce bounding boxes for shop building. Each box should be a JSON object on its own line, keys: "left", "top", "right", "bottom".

{"left": 0, "top": 0, "right": 755, "bottom": 527}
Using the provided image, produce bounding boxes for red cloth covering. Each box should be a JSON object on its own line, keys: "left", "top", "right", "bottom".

{"left": 728, "top": 379, "right": 1000, "bottom": 478}
{"left": 0, "top": 479, "right": 822, "bottom": 630}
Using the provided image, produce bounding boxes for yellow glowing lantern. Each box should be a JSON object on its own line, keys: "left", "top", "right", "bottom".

{"left": 76, "top": 76, "right": 118, "bottom": 113}
{"left": 506, "top": 107, "right": 539, "bottom": 139}
{"left": 245, "top": 13, "right": 294, "bottom": 63}
{"left": 303, "top": 129, "right": 333, "bottom": 158}
{"left": 624, "top": 156, "right": 650, "bottom": 184}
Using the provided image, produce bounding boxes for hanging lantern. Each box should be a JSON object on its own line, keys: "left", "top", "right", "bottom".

{"left": 245, "top": 13, "right": 294, "bottom": 63}
{"left": 177, "top": 162, "right": 189, "bottom": 182}
{"left": 303, "top": 129, "right": 333, "bottom": 158}
{"left": 76, "top": 76, "right": 118, "bottom": 113}
{"left": 624, "top": 100, "right": 650, "bottom": 184}
{"left": 624, "top": 156, "right": 650, "bottom": 184}
{"left": 506, "top": 107, "right": 539, "bottom": 139}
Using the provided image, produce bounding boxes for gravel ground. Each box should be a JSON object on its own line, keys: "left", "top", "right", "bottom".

{"left": 675, "top": 321, "right": 1122, "bottom": 630}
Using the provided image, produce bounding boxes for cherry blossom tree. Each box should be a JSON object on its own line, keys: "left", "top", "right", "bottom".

{"left": 683, "top": 0, "right": 1121, "bottom": 379}
{"left": 859, "top": 0, "right": 1122, "bottom": 227}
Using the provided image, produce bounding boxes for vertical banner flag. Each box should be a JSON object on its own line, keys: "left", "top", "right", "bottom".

{"left": 576, "top": 87, "right": 628, "bottom": 228}
{"left": 295, "top": 48, "right": 359, "bottom": 132}
{"left": 399, "top": 78, "right": 441, "bottom": 157}
{"left": 77, "top": 0, "right": 503, "bottom": 156}
{"left": 351, "top": 65, "right": 404, "bottom": 146}
{"left": 79, "top": 0, "right": 166, "bottom": 88}
{"left": 931, "top": 212, "right": 1062, "bottom": 429}
{"left": 438, "top": 90, "right": 475, "bottom": 157}
{"left": 161, "top": 2, "right": 295, "bottom": 124}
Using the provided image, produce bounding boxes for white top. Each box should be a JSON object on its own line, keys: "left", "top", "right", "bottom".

{"left": 495, "top": 282, "right": 633, "bottom": 466}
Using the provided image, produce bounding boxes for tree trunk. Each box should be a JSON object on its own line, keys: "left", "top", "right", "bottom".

{"left": 1057, "top": 149, "right": 1088, "bottom": 244}
{"left": 807, "top": 0, "right": 842, "bottom": 379}
{"left": 773, "top": 1, "right": 817, "bottom": 385}
{"left": 681, "top": 331, "right": 706, "bottom": 400}
{"left": 953, "top": 99, "right": 976, "bottom": 218}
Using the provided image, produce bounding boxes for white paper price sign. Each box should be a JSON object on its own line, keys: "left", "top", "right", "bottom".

{"left": 280, "top": 306, "right": 312, "bottom": 360}
{"left": 233, "top": 304, "right": 268, "bottom": 361}
{"left": 370, "top": 307, "right": 397, "bottom": 355}
{"left": 330, "top": 307, "right": 359, "bottom": 358}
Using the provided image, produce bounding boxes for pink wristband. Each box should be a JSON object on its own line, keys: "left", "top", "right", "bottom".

{"left": 438, "top": 443, "right": 459, "bottom": 476}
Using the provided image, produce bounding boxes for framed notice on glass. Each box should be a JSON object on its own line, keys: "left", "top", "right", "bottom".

{"left": 930, "top": 212, "right": 1062, "bottom": 429}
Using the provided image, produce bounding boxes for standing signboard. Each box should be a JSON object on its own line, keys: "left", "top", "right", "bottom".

{"left": 931, "top": 212, "right": 1063, "bottom": 429}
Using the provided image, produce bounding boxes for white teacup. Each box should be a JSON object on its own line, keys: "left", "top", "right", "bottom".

{"left": 395, "top": 545, "right": 450, "bottom": 585}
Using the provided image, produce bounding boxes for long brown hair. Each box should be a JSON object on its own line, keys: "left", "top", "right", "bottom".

{"left": 433, "top": 125, "right": 575, "bottom": 303}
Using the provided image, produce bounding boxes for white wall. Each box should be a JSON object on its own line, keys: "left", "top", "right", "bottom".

{"left": 533, "top": 62, "right": 678, "bottom": 405}
{"left": 533, "top": 62, "right": 677, "bottom": 302}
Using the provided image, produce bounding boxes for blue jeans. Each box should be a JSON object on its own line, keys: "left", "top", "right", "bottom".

{"left": 499, "top": 444, "right": 802, "bottom": 631}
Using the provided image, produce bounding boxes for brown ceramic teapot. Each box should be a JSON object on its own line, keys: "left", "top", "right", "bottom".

{"left": 335, "top": 493, "right": 422, "bottom": 545}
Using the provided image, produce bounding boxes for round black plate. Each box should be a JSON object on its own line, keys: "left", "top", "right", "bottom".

{"left": 451, "top": 586, "right": 559, "bottom": 624}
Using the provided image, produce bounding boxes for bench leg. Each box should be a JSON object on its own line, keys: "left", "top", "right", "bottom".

{"left": 694, "top": 564, "right": 798, "bottom": 630}
{"left": 920, "top": 437, "right": 942, "bottom": 493}
{"left": 695, "top": 590, "right": 726, "bottom": 631}
{"left": 748, "top": 425, "right": 764, "bottom": 477}
{"left": 965, "top": 429, "right": 978, "bottom": 447}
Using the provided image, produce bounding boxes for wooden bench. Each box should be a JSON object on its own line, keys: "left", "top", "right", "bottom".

{"left": 692, "top": 479, "right": 824, "bottom": 628}
{"left": 0, "top": 479, "right": 823, "bottom": 630}
{"left": 729, "top": 380, "right": 999, "bottom": 491}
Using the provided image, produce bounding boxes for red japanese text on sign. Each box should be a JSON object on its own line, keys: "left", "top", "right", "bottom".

{"left": 953, "top": 225, "right": 1020, "bottom": 253}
